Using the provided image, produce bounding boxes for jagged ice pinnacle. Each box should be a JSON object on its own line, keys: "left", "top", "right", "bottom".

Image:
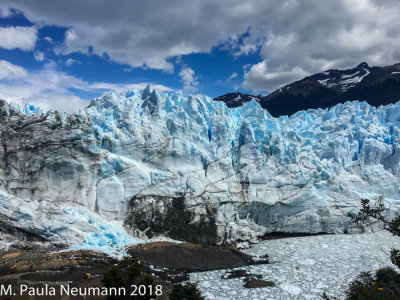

{"left": 1, "top": 86, "right": 400, "bottom": 254}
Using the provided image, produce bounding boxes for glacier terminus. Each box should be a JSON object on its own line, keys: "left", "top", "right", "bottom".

{"left": 1, "top": 86, "right": 400, "bottom": 253}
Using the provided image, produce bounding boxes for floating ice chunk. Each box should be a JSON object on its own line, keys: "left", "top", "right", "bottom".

{"left": 279, "top": 283, "right": 302, "bottom": 295}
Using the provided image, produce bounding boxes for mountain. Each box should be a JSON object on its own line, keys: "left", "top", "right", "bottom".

{"left": 1, "top": 87, "right": 400, "bottom": 253}
{"left": 213, "top": 92, "right": 260, "bottom": 108}
{"left": 214, "top": 62, "right": 400, "bottom": 116}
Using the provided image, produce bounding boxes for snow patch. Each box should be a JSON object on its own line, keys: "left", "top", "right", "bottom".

{"left": 317, "top": 68, "right": 370, "bottom": 91}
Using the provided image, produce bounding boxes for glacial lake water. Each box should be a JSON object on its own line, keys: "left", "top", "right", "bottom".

{"left": 190, "top": 230, "right": 400, "bottom": 299}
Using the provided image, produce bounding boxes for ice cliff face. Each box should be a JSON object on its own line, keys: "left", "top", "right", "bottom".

{"left": 1, "top": 86, "right": 400, "bottom": 250}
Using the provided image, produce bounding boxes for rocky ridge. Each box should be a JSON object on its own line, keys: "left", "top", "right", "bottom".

{"left": 215, "top": 62, "right": 400, "bottom": 117}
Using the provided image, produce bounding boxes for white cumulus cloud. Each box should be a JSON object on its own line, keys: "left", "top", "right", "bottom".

{"left": 0, "top": 1, "right": 261, "bottom": 72}
{"left": 179, "top": 67, "right": 199, "bottom": 91}
{"left": 227, "top": 72, "right": 238, "bottom": 81}
{"left": 33, "top": 51, "right": 44, "bottom": 61}
{"left": 0, "top": 60, "right": 172, "bottom": 113}
{"left": 1, "top": 0, "right": 400, "bottom": 92}
{"left": 0, "top": 60, "right": 28, "bottom": 80}
{"left": 243, "top": 61, "right": 309, "bottom": 92}
{"left": 65, "top": 58, "right": 80, "bottom": 67}
{"left": 242, "top": 0, "right": 400, "bottom": 91}
{"left": 0, "top": 26, "right": 37, "bottom": 51}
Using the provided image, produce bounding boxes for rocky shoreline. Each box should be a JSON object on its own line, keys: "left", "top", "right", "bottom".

{"left": 0, "top": 242, "right": 269, "bottom": 299}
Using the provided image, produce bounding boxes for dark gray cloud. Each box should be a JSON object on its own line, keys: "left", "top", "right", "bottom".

{"left": 243, "top": 0, "right": 400, "bottom": 91}
{"left": 1, "top": 0, "right": 400, "bottom": 92}
{"left": 1, "top": 0, "right": 260, "bottom": 72}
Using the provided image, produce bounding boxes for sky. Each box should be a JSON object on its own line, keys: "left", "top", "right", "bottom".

{"left": 1, "top": 0, "right": 400, "bottom": 112}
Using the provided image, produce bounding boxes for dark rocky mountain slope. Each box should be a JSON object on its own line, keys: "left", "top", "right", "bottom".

{"left": 214, "top": 62, "right": 400, "bottom": 116}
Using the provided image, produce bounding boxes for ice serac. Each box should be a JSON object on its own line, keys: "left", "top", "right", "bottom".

{"left": 1, "top": 88, "right": 400, "bottom": 249}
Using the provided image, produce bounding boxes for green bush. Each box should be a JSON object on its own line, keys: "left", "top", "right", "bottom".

{"left": 345, "top": 268, "right": 400, "bottom": 300}
{"left": 345, "top": 199, "right": 400, "bottom": 299}
{"left": 169, "top": 282, "right": 204, "bottom": 300}
{"left": 103, "top": 257, "right": 142, "bottom": 288}
{"left": 102, "top": 264, "right": 124, "bottom": 289}
{"left": 376, "top": 267, "right": 399, "bottom": 283}
{"left": 102, "top": 256, "right": 155, "bottom": 300}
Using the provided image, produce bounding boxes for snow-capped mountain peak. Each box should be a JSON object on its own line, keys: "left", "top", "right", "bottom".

{"left": 215, "top": 62, "right": 400, "bottom": 117}
{"left": 213, "top": 92, "right": 260, "bottom": 108}
{"left": 313, "top": 62, "right": 371, "bottom": 92}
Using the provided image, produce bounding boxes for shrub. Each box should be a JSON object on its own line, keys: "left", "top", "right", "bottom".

{"left": 169, "top": 282, "right": 204, "bottom": 300}
{"left": 375, "top": 267, "right": 399, "bottom": 283}
{"left": 102, "top": 264, "right": 124, "bottom": 289}
{"left": 102, "top": 256, "right": 155, "bottom": 300}
{"left": 344, "top": 269, "right": 400, "bottom": 300}
{"left": 345, "top": 199, "right": 400, "bottom": 299}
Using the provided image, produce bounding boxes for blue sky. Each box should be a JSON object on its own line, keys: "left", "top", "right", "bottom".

{"left": 0, "top": 1, "right": 400, "bottom": 112}
{"left": 1, "top": 9, "right": 261, "bottom": 97}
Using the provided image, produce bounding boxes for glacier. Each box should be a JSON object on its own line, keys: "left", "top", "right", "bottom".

{"left": 1, "top": 86, "right": 400, "bottom": 251}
